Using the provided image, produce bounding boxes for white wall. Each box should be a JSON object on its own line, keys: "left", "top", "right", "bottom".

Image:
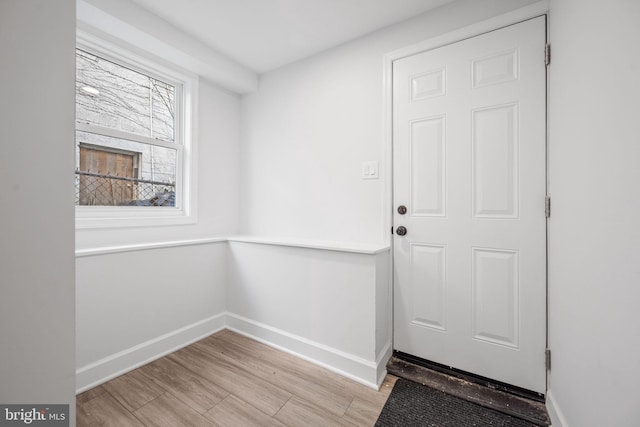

{"left": 76, "top": 242, "right": 227, "bottom": 391}
{"left": 240, "top": 0, "right": 540, "bottom": 244}
{"left": 547, "top": 1, "right": 640, "bottom": 426}
{"left": 227, "top": 242, "right": 391, "bottom": 387}
{"left": 75, "top": 78, "right": 241, "bottom": 390}
{"left": 74, "top": 4, "right": 242, "bottom": 390}
{"left": 0, "top": 0, "right": 76, "bottom": 422}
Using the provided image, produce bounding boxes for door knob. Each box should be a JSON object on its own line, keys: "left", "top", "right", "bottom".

{"left": 396, "top": 226, "right": 407, "bottom": 236}
{"left": 397, "top": 205, "right": 407, "bottom": 215}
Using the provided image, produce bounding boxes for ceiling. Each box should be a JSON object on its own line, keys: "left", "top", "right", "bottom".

{"left": 128, "top": 0, "right": 458, "bottom": 73}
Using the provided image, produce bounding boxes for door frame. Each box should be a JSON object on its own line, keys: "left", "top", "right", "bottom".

{"left": 382, "top": 0, "right": 550, "bottom": 390}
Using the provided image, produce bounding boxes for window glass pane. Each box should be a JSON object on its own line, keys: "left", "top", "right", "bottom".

{"left": 151, "top": 78, "right": 175, "bottom": 141}
{"left": 75, "top": 49, "right": 175, "bottom": 142}
{"left": 75, "top": 131, "right": 177, "bottom": 207}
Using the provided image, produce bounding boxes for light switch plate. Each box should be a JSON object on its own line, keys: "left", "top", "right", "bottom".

{"left": 362, "top": 161, "right": 379, "bottom": 179}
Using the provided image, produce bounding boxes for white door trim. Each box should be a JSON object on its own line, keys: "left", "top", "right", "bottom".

{"left": 382, "top": 0, "right": 550, "bottom": 247}
{"left": 382, "top": 0, "right": 550, "bottom": 387}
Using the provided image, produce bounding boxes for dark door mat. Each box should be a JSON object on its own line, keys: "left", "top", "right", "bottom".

{"left": 376, "top": 378, "right": 539, "bottom": 427}
{"left": 386, "top": 357, "right": 550, "bottom": 426}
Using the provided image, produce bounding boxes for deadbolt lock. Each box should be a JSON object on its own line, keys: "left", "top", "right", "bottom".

{"left": 397, "top": 205, "right": 407, "bottom": 215}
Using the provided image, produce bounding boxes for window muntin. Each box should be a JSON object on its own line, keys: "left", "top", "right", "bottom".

{"left": 75, "top": 47, "right": 184, "bottom": 210}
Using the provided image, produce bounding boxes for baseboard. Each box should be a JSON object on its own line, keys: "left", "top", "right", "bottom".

{"left": 546, "top": 390, "right": 569, "bottom": 427}
{"left": 226, "top": 313, "right": 383, "bottom": 389}
{"left": 376, "top": 342, "right": 393, "bottom": 388}
{"left": 77, "top": 312, "right": 389, "bottom": 393}
{"left": 76, "top": 313, "right": 226, "bottom": 393}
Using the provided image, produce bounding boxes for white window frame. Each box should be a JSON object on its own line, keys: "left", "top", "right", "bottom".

{"left": 75, "top": 31, "right": 198, "bottom": 229}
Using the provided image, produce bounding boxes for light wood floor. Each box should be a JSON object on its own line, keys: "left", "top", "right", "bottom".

{"left": 77, "top": 330, "right": 397, "bottom": 426}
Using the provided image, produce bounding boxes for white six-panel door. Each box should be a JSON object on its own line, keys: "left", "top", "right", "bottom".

{"left": 393, "top": 17, "right": 547, "bottom": 393}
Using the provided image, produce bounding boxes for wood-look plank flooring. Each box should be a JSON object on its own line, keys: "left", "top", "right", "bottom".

{"left": 77, "top": 330, "right": 397, "bottom": 426}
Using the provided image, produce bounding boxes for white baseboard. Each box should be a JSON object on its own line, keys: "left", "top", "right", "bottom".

{"left": 376, "top": 341, "right": 393, "bottom": 388}
{"left": 76, "top": 313, "right": 226, "bottom": 393}
{"left": 226, "top": 313, "right": 384, "bottom": 389}
{"left": 77, "top": 312, "right": 389, "bottom": 393}
{"left": 546, "top": 390, "right": 569, "bottom": 427}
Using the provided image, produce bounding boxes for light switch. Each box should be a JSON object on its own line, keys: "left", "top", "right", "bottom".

{"left": 362, "top": 161, "right": 379, "bottom": 179}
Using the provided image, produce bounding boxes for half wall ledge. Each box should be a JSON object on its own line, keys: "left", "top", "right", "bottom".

{"left": 227, "top": 235, "right": 390, "bottom": 255}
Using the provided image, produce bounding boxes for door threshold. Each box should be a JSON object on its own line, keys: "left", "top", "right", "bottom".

{"left": 393, "top": 351, "right": 544, "bottom": 401}
{"left": 388, "top": 352, "right": 550, "bottom": 426}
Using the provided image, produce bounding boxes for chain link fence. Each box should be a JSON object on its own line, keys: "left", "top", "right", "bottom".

{"left": 75, "top": 171, "right": 175, "bottom": 206}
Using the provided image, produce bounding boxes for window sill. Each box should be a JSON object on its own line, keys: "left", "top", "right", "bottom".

{"left": 75, "top": 206, "right": 196, "bottom": 229}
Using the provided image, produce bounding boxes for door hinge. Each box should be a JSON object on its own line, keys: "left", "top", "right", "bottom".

{"left": 545, "top": 348, "right": 551, "bottom": 370}
{"left": 545, "top": 43, "right": 551, "bottom": 66}
{"left": 545, "top": 195, "right": 551, "bottom": 218}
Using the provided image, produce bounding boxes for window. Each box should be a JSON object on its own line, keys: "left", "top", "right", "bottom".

{"left": 75, "top": 39, "right": 197, "bottom": 228}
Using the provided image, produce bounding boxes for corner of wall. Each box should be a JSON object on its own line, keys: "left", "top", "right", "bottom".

{"left": 0, "top": 0, "right": 77, "bottom": 419}
{"left": 76, "top": 313, "right": 226, "bottom": 393}
{"left": 546, "top": 389, "right": 569, "bottom": 427}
